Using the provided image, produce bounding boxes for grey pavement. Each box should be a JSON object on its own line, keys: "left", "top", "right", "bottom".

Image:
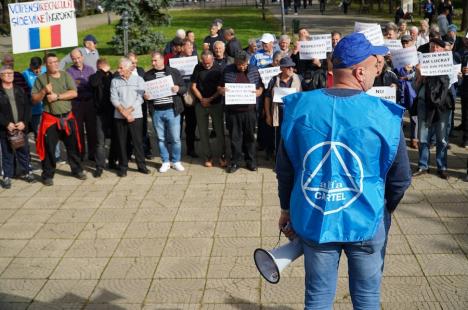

{"left": 0, "top": 4, "right": 468, "bottom": 310}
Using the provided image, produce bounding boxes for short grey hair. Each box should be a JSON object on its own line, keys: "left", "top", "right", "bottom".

{"left": 279, "top": 34, "right": 291, "bottom": 43}
{"left": 176, "top": 29, "right": 186, "bottom": 39}
{"left": 409, "top": 26, "right": 419, "bottom": 33}
{"left": 119, "top": 57, "right": 132, "bottom": 69}
{"left": 213, "top": 41, "right": 225, "bottom": 48}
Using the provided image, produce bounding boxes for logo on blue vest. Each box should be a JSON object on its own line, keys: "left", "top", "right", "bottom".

{"left": 301, "top": 141, "right": 364, "bottom": 215}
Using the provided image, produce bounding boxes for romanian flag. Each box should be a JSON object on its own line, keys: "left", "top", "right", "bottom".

{"left": 29, "top": 25, "right": 61, "bottom": 50}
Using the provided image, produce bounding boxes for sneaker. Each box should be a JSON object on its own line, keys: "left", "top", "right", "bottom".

{"left": 2, "top": 177, "right": 11, "bottom": 189}
{"left": 159, "top": 162, "right": 171, "bottom": 173}
{"left": 172, "top": 162, "right": 185, "bottom": 171}
{"left": 23, "top": 173, "right": 36, "bottom": 183}
{"left": 42, "top": 178, "right": 53, "bottom": 186}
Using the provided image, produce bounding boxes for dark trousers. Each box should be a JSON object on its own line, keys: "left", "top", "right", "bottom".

{"left": 182, "top": 105, "right": 197, "bottom": 153}
{"left": 142, "top": 101, "right": 152, "bottom": 156}
{"left": 72, "top": 99, "right": 97, "bottom": 159}
{"left": 95, "top": 114, "right": 117, "bottom": 169}
{"left": 462, "top": 94, "right": 468, "bottom": 144}
{"left": 0, "top": 136, "right": 31, "bottom": 178}
{"left": 114, "top": 118, "right": 146, "bottom": 171}
{"left": 226, "top": 110, "right": 257, "bottom": 166}
{"left": 41, "top": 121, "right": 83, "bottom": 179}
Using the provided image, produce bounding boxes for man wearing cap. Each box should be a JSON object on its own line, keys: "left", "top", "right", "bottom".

{"left": 250, "top": 33, "right": 275, "bottom": 69}
{"left": 23, "top": 57, "right": 46, "bottom": 138}
{"left": 224, "top": 28, "right": 242, "bottom": 59}
{"left": 276, "top": 33, "right": 411, "bottom": 309}
{"left": 413, "top": 38, "right": 454, "bottom": 179}
{"left": 445, "top": 24, "right": 463, "bottom": 54}
{"left": 60, "top": 34, "right": 100, "bottom": 71}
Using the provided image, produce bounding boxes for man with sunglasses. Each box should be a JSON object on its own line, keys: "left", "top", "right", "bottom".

{"left": 276, "top": 33, "right": 411, "bottom": 309}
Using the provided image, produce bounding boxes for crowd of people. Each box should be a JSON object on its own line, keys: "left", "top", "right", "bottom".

{"left": 0, "top": 9, "right": 467, "bottom": 189}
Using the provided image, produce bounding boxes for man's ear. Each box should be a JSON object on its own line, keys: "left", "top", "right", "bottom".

{"left": 353, "top": 66, "right": 365, "bottom": 82}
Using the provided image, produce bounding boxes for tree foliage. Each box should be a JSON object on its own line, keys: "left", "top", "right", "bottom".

{"left": 100, "top": 0, "right": 173, "bottom": 55}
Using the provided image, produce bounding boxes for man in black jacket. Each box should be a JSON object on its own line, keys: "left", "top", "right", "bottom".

{"left": 144, "top": 52, "right": 186, "bottom": 173}
{"left": 0, "top": 65, "right": 35, "bottom": 188}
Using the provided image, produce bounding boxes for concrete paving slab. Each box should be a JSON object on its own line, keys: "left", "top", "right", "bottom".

{"left": 154, "top": 257, "right": 209, "bottom": 279}
{"left": 51, "top": 258, "right": 109, "bottom": 280}
{"left": 406, "top": 234, "right": 462, "bottom": 254}
{"left": 203, "top": 278, "right": 260, "bottom": 304}
{"left": 146, "top": 279, "right": 205, "bottom": 304}
{"left": 34, "top": 279, "right": 98, "bottom": 303}
{"left": 427, "top": 276, "right": 468, "bottom": 302}
{"left": 417, "top": 254, "right": 468, "bottom": 276}
{"left": 163, "top": 238, "right": 213, "bottom": 257}
{"left": 0, "top": 240, "right": 29, "bottom": 257}
{"left": 101, "top": 257, "right": 159, "bottom": 280}
{"left": 0, "top": 257, "right": 59, "bottom": 279}
{"left": 17, "top": 239, "right": 73, "bottom": 258}
{"left": 0, "top": 279, "right": 46, "bottom": 302}
{"left": 64, "top": 239, "right": 120, "bottom": 258}
{"left": 78, "top": 223, "right": 129, "bottom": 239}
{"left": 89, "top": 279, "right": 152, "bottom": 304}
{"left": 124, "top": 221, "right": 173, "bottom": 239}
{"left": 114, "top": 239, "right": 166, "bottom": 257}
{"left": 169, "top": 221, "right": 216, "bottom": 238}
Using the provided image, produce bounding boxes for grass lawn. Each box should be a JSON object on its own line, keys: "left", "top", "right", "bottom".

{"left": 12, "top": 7, "right": 281, "bottom": 71}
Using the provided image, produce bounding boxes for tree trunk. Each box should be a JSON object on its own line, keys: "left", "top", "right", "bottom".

{"left": 462, "top": 0, "right": 468, "bottom": 32}
{"left": 81, "top": 0, "right": 86, "bottom": 16}
{"left": 388, "top": 0, "right": 393, "bottom": 15}
{"left": 1, "top": 0, "right": 9, "bottom": 24}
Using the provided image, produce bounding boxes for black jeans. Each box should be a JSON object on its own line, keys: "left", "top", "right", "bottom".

{"left": 462, "top": 94, "right": 468, "bottom": 144}
{"left": 95, "top": 114, "right": 117, "bottom": 169}
{"left": 72, "top": 99, "right": 97, "bottom": 159}
{"left": 41, "top": 121, "right": 83, "bottom": 179}
{"left": 226, "top": 110, "right": 257, "bottom": 166}
{"left": 114, "top": 118, "right": 146, "bottom": 172}
{"left": 182, "top": 105, "right": 197, "bottom": 153}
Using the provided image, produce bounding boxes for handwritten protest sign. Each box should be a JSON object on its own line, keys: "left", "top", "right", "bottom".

{"left": 420, "top": 52, "right": 453, "bottom": 76}
{"left": 385, "top": 40, "right": 403, "bottom": 51}
{"left": 299, "top": 40, "right": 328, "bottom": 60}
{"left": 450, "top": 64, "right": 461, "bottom": 85}
{"left": 273, "top": 87, "right": 297, "bottom": 103}
{"left": 145, "top": 76, "right": 176, "bottom": 101}
{"left": 391, "top": 46, "right": 419, "bottom": 68}
{"left": 9, "top": 0, "right": 78, "bottom": 54}
{"left": 310, "top": 34, "right": 332, "bottom": 52}
{"left": 225, "top": 83, "right": 256, "bottom": 105}
{"left": 359, "top": 24, "right": 385, "bottom": 46}
{"left": 367, "top": 87, "right": 397, "bottom": 103}
{"left": 169, "top": 56, "right": 198, "bottom": 76}
{"left": 258, "top": 66, "right": 281, "bottom": 86}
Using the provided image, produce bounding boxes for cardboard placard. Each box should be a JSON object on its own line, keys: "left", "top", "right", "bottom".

{"left": 419, "top": 52, "right": 453, "bottom": 76}
{"left": 9, "top": 0, "right": 78, "bottom": 54}
{"left": 367, "top": 87, "right": 397, "bottom": 103}
{"left": 299, "top": 40, "right": 328, "bottom": 60}
{"left": 272, "top": 87, "right": 297, "bottom": 103}
{"left": 391, "top": 46, "right": 419, "bottom": 68}
{"left": 258, "top": 66, "right": 281, "bottom": 86}
{"left": 145, "top": 76, "right": 176, "bottom": 101}
{"left": 169, "top": 56, "right": 198, "bottom": 76}
{"left": 225, "top": 83, "right": 256, "bottom": 105}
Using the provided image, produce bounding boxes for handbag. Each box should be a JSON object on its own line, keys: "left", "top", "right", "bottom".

{"left": 183, "top": 84, "right": 195, "bottom": 107}
{"left": 7, "top": 129, "right": 25, "bottom": 150}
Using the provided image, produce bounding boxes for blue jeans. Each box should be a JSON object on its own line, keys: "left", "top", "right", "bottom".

{"left": 302, "top": 210, "right": 390, "bottom": 310}
{"left": 418, "top": 104, "right": 450, "bottom": 171}
{"left": 152, "top": 109, "right": 181, "bottom": 163}
{"left": 1, "top": 136, "right": 31, "bottom": 178}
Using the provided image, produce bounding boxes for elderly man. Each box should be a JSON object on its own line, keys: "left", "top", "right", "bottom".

{"left": 385, "top": 22, "right": 399, "bottom": 40}
{"left": 66, "top": 48, "right": 96, "bottom": 161}
{"left": 277, "top": 32, "right": 411, "bottom": 309}
{"left": 60, "top": 34, "right": 99, "bottom": 71}
{"left": 244, "top": 38, "right": 258, "bottom": 61}
{"left": 144, "top": 52, "right": 186, "bottom": 173}
{"left": 331, "top": 31, "right": 342, "bottom": 50}
{"left": 191, "top": 51, "right": 226, "bottom": 168}
{"left": 278, "top": 34, "right": 292, "bottom": 56}
{"left": 110, "top": 57, "right": 149, "bottom": 177}
{"left": 250, "top": 33, "right": 275, "bottom": 68}
{"left": 224, "top": 28, "right": 242, "bottom": 59}
{"left": 32, "top": 53, "right": 85, "bottom": 186}
{"left": 213, "top": 41, "right": 229, "bottom": 70}
{"left": 220, "top": 51, "right": 263, "bottom": 173}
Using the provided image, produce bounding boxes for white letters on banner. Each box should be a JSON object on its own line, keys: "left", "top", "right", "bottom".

{"left": 391, "top": 46, "right": 419, "bottom": 68}
{"left": 273, "top": 87, "right": 297, "bottom": 103}
{"left": 299, "top": 40, "right": 328, "bottom": 60}
{"left": 367, "top": 87, "right": 397, "bottom": 103}
{"left": 450, "top": 64, "right": 461, "bottom": 85}
{"left": 359, "top": 24, "right": 385, "bottom": 46}
{"left": 9, "top": 0, "right": 78, "bottom": 54}
{"left": 169, "top": 56, "right": 198, "bottom": 76}
{"left": 225, "top": 83, "right": 256, "bottom": 105}
{"left": 384, "top": 40, "right": 403, "bottom": 50}
{"left": 258, "top": 66, "right": 281, "bottom": 86}
{"left": 145, "top": 76, "right": 176, "bottom": 101}
{"left": 420, "top": 52, "right": 453, "bottom": 76}
{"left": 310, "top": 34, "right": 332, "bottom": 52}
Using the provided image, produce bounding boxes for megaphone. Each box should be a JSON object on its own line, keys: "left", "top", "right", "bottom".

{"left": 253, "top": 237, "right": 303, "bottom": 284}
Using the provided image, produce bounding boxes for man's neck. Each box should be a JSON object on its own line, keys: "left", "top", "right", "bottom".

{"left": 74, "top": 64, "right": 84, "bottom": 71}
{"left": 2, "top": 82, "right": 13, "bottom": 89}
{"left": 48, "top": 71, "right": 60, "bottom": 78}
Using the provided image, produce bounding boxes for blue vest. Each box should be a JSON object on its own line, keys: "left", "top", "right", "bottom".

{"left": 281, "top": 89, "right": 404, "bottom": 243}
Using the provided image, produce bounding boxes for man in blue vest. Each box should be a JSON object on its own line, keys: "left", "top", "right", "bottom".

{"left": 276, "top": 32, "right": 411, "bottom": 309}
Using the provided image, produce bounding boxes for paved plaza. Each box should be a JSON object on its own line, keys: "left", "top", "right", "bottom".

{"left": 0, "top": 4, "right": 468, "bottom": 310}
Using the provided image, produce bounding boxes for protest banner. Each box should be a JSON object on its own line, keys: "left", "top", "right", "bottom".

{"left": 450, "top": 64, "right": 461, "bottom": 85}
{"left": 145, "top": 76, "right": 176, "bottom": 101}
{"left": 9, "top": 0, "right": 78, "bottom": 54}
{"left": 402, "top": 0, "right": 413, "bottom": 13}
{"left": 359, "top": 24, "right": 385, "bottom": 46}
{"left": 225, "top": 83, "right": 256, "bottom": 105}
{"left": 258, "top": 66, "right": 281, "bottom": 86}
{"left": 272, "top": 87, "right": 297, "bottom": 103}
{"left": 367, "top": 87, "right": 397, "bottom": 103}
{"left": 420, "top": 52, "right": 453, "bottom": 76}
{"left": 299, "top": 40, "right": 328, "bottom": 60}
{"left": 310, "top": 34, "right": 332, "bottom": 52}
{"left": 169, "top": 56, "right": 198, "bottom": 76}
{"left": 354, "top": 22, "right": 378, "bottom": 32}
{"left": 384, "top": 40, "right": 403, "bottom": 51}
{"left": 391, "top": 46, "right": 419, "bottom": 68}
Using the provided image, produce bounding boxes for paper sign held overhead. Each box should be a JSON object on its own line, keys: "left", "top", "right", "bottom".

{"left": 225, "top": 83, "right": 256, "bottom": 105}
{"left": 310, "top": 34, "right": 332, "bottom": 52}
{"left": 419, "top": 52, "right": 453, "bottom": 76}
{"left": 9, "top": 0, "right": 78, "bottom": 54}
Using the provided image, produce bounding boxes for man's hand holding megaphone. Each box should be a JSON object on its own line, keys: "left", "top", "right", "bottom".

{"left": 278, "top": 210, "right": 296, "bottom": 240}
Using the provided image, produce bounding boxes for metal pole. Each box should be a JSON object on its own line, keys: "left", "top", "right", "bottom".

{"left": 122, "top": 11, "right": 129, "bottom": 56}
{"left": 280, "top": 0, "right": 286, "bottom": 34}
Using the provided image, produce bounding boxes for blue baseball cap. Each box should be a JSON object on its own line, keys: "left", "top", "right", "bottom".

{"left": 332, "top": 33, "right": 388, "bottom": 69}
